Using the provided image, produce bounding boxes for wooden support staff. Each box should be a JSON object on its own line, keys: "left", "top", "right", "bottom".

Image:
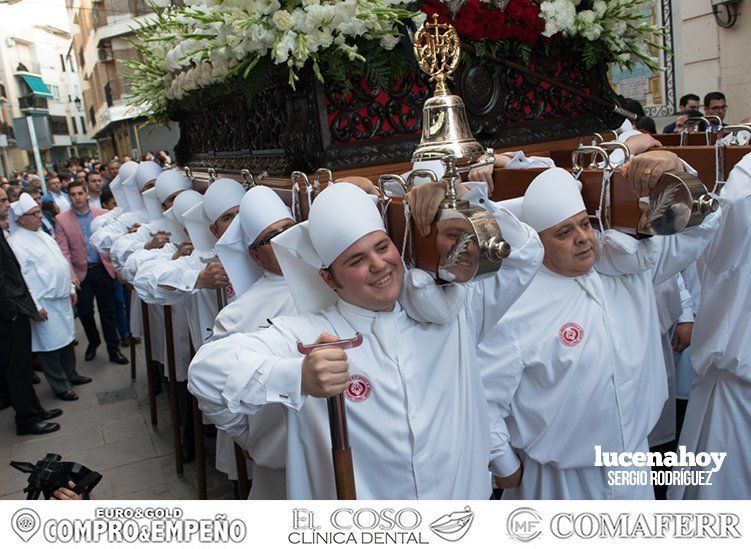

{"left": 164, "top": 305, "right": 183, "bottom": 477}
{"left": 234, "top": 443, "right": 251, "bottom": 500}
{"left": 192, "top": 396, "right": 207, "bottom": 499}
{"left": 141, "top": 300, "right": 157, "bottom": 427}
{"left": 297, "top": 333, "right": 363, "bottom": 500}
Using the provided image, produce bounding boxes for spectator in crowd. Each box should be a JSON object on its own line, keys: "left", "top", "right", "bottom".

{"left": 0, "top": 187, "right": 62, "bottom": 435}
{"left": 636, "top": 116, "right": 657, "bottom": 134}
{"left": 6, "top": 186, "right": 18, "bottom": 203}
{"left": 76, "top": 171, "right": 87, "bottom": 185}
{"left": 100, "top": 185, "right": 116, "bottom": 210}
{"left": 42, "top": 173, "right": 71, "bottom": 213}
{"left": 54, "top": 181, "right": 128, "bottom": 365}
{"left": 86, "top": 172, "right": 103, "bottom": 209}
{"left": 703, "top": 92, "right": 727, "bottom": 128}
{"left": 157, "top": 150, "right": 171, "bottom": 167}
{"left": 663, "top": 94, "right": 700, "bottom": 133}
{"left": 8, "top": 194, "right": 91, "bottom": 402}
{"left": 102, "top": 160, "right": 120, "bottom": 185}
{"left": 59, "top": 172, "right": 71, "bottom": 193}
{"left": 142, "top": 151, "right": 155, "bottom": 161}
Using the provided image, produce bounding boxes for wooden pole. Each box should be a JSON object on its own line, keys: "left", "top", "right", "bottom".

{"left": 140, "top": 299, "right": 157, "bottom": 427}
{"left": 234, "top": 443, "right": 250, "bottom": 500}
{"left": 164, "top": 305, "right": 183, "bottom": 477}
{"left": 192, "top": 396, "right": 207, "bottom": 499}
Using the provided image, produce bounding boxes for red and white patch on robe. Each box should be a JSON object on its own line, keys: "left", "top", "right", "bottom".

{"left": 225, "top": 283, "right": 235, "bottom": 299}
{"left": 344, "top": 374, "right": 372, "bottom": 403}
{"left": 559, "top": 322, "right": 584, "bottom": 347}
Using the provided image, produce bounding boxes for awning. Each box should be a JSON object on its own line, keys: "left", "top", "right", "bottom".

{"left": 20, "top": 75, "right": 53, "bottom": 99}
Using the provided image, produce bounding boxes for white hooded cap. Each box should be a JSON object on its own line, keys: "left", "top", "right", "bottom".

{"left": 272, "top": 183, "right": 386, "bottom": 313}
{"left": 239, "top": 186, "right": 293, "bottom": 246}
{"left": 155, "top": 171, "right": 191, "bottom": 205}
{"left": 170, "top": 190, "right": 203, "bottom": 227}
{"left": 203, "top": 178, "right": 245, "bottom": 224}
{"left": 122, "top": 171, "right": 146, "bottom": 214}
{"left": 9, "top": 193, "right": 39, "bottom": 233}
{"left": 141, "top": 187, "right": 164, "bottom": 222}
{"left": 494, "top": 196, "right": 524, "bottom": 219}
{"left": 215, "top": 185, "right": 294, "bottom": 297}
{"left": 109, "top": 161, "right": 138, "bottom": 211}
{"left": 182, "top": 202, "right": 217, "bottom": 252}
{"left": 135, "top": 161, "right": 163, "bottom": 191}
{"left": 522, "top": 168, "right": 586, "bottom": 233}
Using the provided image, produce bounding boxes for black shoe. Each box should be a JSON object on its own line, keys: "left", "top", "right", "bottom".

{"left": 55, "top": 390, "right": 79, "bottom": 401}
{"left": 69, "top": 375, "right": 92, "bottom": 385}
{"left": 42, "top": 408, "right": 63, "bottom": 420}
{"left": 84, "top": 344, "right": 98, "bottom": 361}
{"left": 32, "top": 373, "right": 41, "bottom": 384}
{"left": 17, "top": 421, "right": 60, "bottom": 436}
{"left": 109, "top": 351, "right": 129, "bottom": 365}
{"left": 120, "top": 335, "right": 131, "bottom": 348}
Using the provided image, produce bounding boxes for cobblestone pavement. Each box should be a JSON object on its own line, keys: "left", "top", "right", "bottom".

{"left": 1, "top": 320, "right": 235, "bottom": 500}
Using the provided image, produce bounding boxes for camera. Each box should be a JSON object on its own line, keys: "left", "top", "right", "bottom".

{"left": 10, "top": 453, "right": 102, "bottom": 500}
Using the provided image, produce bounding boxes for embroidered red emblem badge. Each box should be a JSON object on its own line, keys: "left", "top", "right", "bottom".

{"left": 559, "top": 322, "right": 584, "bottom": 346}
{"left": 225, "top": 283, "right": 235, "bottom": 299}
{"left": 344, "top": 375, "right": 372, "bottom": 403}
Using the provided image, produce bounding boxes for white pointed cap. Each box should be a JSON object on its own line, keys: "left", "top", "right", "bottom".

{"left": 494, "top": 197, "right": 524, "bottom": 219}
{"left": 215, "top": 216, "right": 263, "bottom": 297}
{"left": 203, "top": 178, "right": 245, "bottom": 224}
{"left": 142, "top": 187, "right": 164, "bottom": 222}
{"left": 161, "top": 208, "right": 186, "bottom": 245}
{"left": 109, "top": 174, "right": 129, "bottom": 211}
{"left": 155, "top": 170, "right": 191, "bottom": 205}
{"left": 522, "top": 168, "right": 585, "bottom": 233}
{"left": 122, "top": 171, "right": 146, "bottom": 214}
{"left": 171, "top": 190, "right": 203, "bottom": 227}
{"left": 239, "top": 185, "right": 293, "bottom": 246}
{"left": 182, "top": 202, "right": 218, "bottom": 252}
{"left": 135, "top": 161, "right": 163, "bottom": 191}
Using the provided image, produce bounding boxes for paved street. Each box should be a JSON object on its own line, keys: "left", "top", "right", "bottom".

{"left": 1, "top": 321, "right": 234, "bottom": 500}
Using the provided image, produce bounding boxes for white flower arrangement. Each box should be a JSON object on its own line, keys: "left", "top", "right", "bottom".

{"left": 126, "top": 0, "right": 418, "bottom": 120}
{"left": 539, "top": 0, "right": 663, "bottom": 70}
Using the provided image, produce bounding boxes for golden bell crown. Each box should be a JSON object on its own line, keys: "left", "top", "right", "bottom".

{"left": 411, "top": 14, "right": 485, "bottom": 165}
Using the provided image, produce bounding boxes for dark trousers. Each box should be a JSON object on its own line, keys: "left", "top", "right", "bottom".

{"left": 77, "top": 262, "right": 120, "bottom": 357}
{"left": 0, "top": 315, "right": 45, "bottom": 427}
{"left": 38, "top": 343, "right": 77, "bottom": 395}
{"left": 113, "top": 281, "right": 130, "bottom": 338}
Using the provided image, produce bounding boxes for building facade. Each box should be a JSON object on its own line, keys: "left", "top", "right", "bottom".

{"left": 66, "top": 0, "right": 179, "bottom": 162}
{"left": 0, "top": 17, "right": 96, "bottom": 176}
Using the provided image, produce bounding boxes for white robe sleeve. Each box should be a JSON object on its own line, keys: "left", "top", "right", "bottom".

{"left": 676, "top": 272, "right": 694, "bottom": 324}
{"left": 110, "top": 225, "right": 152, "bottom": 272}
{"left": 699, "top": 153, "right": 751, "bottom": 273}
{"left": 188, "top": 326, "right": 305, "bottom": 428}
{"left": 9, "top": 243, "right": 41, "bottom": 310}
{"left": 132, "top": 248, "right": 196, "bottom": 305}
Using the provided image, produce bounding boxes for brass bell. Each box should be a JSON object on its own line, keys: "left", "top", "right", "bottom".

{"left": 411, "top": 15, "right": 485, "bottom": 167}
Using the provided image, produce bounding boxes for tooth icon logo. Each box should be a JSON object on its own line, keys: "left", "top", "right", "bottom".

{"left": 12, "top": 508, "right": 41, "bottom": 542}
{"left": 430, "top": 506, "right": 475, "bottom": 542}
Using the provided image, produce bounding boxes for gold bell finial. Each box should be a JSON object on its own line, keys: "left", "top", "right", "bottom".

{"left": 411, "top": 14, "right": 485, "bottom": 165}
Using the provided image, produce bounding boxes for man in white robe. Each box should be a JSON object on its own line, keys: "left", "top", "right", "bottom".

{"left": 189, "top": 182, "right": 543, "bottom": 499}
{"left": 8, "top": 195, "right": 90, "bottom": 400}
{"left": 89, "top": 161, "right": 141, "bottom": 251}
{"left": 669, "top": 152, "right": 751, "bottom": 499}
{"left": 206, "top": 185, "right": 297, "bottom": 499}
{"left": 478, "top": 157, "right": 720, "bottom": 500}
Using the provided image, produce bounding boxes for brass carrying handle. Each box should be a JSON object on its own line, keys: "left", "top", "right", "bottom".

{"left": 313, "top": 168, "right": 333, "bottom": 191}
{"left": 599, "top": 141, "right": 631, "bottom": 163}
{"left": 377, "top": 174, "right": 411, "bottom": 199}
{"left": 704, "top": 115, "right": 722, "bottom": 128}
{"left": 207, "top": 168, "right": 218, "bottom": 183}
{"left": 571, "top": 145, "right": 610, "bottom": 177}
{"left": 683, "top": 117, "right": 712, "bottom": 132}
{"left": 407, "top": 169, "right": 438, "bottom": 189}
{"left": 291, "top": 171, "right": 311, "bottom": 191}
{"left": 184, "top": 166, "right": 193, "bottom": 180}
{"left": 716, "top": 125, "right": 751, "bottom": 145}
{"left": 460, "top": 148, "right": 496, "bottom": 174}
{"left": 240, "top": 169, "right": 256, "bottom": 189}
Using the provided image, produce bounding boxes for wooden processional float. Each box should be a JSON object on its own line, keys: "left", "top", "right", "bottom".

{"left": 174, "top": 16, "right": 729, "bottom": 499}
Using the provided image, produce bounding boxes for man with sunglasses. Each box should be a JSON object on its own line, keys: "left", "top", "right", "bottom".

{"left": 201, "top": 185, "right": 298, "bottom": 499}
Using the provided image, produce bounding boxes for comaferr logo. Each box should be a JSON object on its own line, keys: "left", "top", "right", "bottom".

{"left": 507, "top": 507, "right": 542, "bottom": 542}
{"left": 559, "top": 322, "right": 583, "bottom": 346}
{"left": 344, "top": 375, "right": 372, "bottom": 403}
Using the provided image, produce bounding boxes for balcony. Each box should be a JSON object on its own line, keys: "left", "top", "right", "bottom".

{"left": 104, "top": 77, "right": 132, "bottom": 107}
{"left": 19, "top": 95, "right": 49, "bottom": 112}
{"left": 14, "top": 62, "right": 42, "bottom": 76}
{"left": 92, "top": 0, "right": 153, "bottom": 29}
{"left": 1, "top": 121, "right": 15, "bottom": 142}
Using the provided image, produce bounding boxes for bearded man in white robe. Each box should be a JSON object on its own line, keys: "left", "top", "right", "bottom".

{"left": 8, "top": 194, "right": 90, "bottom": 400}
{"left": 478, "top": 154, "right": 720, "bottom": 500}
{"left": 189, "top": 182, "right": 543, "bottom": 499}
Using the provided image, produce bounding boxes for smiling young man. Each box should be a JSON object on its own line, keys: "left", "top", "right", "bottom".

{"left": 477, "top": 165, "right": 720, "bottom": 500}
{"left": 189, "top": 182, "right": 543, "bottom": 499}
